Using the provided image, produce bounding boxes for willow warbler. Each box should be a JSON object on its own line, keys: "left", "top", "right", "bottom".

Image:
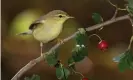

{"left": 17, "top": 10, "right": 74, "bottom": 56}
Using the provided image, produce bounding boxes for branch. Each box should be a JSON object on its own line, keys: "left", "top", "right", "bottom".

{"left": 111, "top": 8, "right": 118, "bottom": 19}
{"left": 127, "top": 35, "right": 133, "bottom": 50}
{"left": 11, "top": 14, "right": 130, "bottom": 80}
{"left": 127, "top": 16, "right": 133, "bottom": 50}
{"left": 107, "top": 0, "right": 127, "bottom": 11}
{"left": 85, "top": 15, "right": 129, "bottom": 31}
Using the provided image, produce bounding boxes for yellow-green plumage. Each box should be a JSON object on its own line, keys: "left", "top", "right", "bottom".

{"left": 30, "top": 10, "right": 73, "bottom": 43}
{"left": 33, "top": 18, "right": 64, "bottom": 43}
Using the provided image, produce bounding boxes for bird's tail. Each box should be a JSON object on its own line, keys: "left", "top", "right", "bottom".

{"left": 16, "top": 30, "right": 32, "bottom": 35}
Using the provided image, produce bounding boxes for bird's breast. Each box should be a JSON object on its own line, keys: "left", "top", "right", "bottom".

{"left": 33, "top": 22, "right": 63, "bottom": 43}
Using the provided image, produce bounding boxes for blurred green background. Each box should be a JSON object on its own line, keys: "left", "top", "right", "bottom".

{"left": 1, "top": 0, "right": 133, "bottom": 80}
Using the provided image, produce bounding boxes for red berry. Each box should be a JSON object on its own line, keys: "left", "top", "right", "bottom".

{"left": 82, "top": 78, "right": 88, "bottom": 80}
{"left": 98, "top": 40, "right": 108, "bottom": 51}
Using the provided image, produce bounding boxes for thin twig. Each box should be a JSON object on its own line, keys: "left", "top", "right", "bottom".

{"left": 107, "top": 0, "right": 126, "bottom": 11}
{"left": 127, "top": 36, "right": 133, "bottom": 50}
{"left": 111, "top": 8, "right": 118, "bottom": 19}
{"left": 127, "top": 16, "right": 133, "bottom": 50}
{"left": 11, "top": 14, "right": 130, "bottom": 80}
{"left": 85, "top": 15, "right": 129, "bottom": 31}
{"left": 88, "top": 34, "right": 102, "bottom": 41}
{"left": 71, "top": 67, "right": 84, "bottom": 78}
{"left": 129, "top": 16, "right": 133, "bottom": 27}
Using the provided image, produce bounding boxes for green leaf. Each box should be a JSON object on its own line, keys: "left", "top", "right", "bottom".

{"left": 118, "top": 50, "right": 133, "bottom": 72}
{"left": 127, "top": 51, "right": 133, "bottom": 69}
{"left": 45, "top": 51, "right": 58, "bottom": 66}
{"left": 129, "top": 62, "right": 133, "bottom": 69}
{"left": 56, "top": 67, "right": 64, "bottom": 79}
{"left": 127, "top": 0, "right": 133, "bottom": 8}
{"left": 24, "top": 77, "right": 30, "bottom": 80}
{"left": 73, "top": 28, "right": 88, "bottom": 62}
{"left": 75, "top": 32, "right": 88, "bottom": 45}
{"left": 62, "top": 68, "right": 70, "bottom": 80}
{"left": 127, "top": 7, "right": 133, "bottom": 16}
{"left": 92, "top": 13, "right": 103, "bottom": 24}
{"left": 81, "top": 46, "right": 89, "bottom": 56}
{"left": 31, "top": 75, "right": 40, "bottom": 80}
{"left": 56, "top": 66, "right": 70, "bottom": 80}
{"left": 118, "top": 53, "right": 129, "bottom": 72}
{"left": 113, "top": 53, "right": 125, "bottom": 62}
{"left": 68, "top": 57, "right": 75, "bottom": 64}
{"left": 72, "top": 45, "right": 88, "bottom": 62}
{"left": 127, "top": 0, "right": 133, "bottom": 16}
{"left": 24, "top": 75, "right": 40, "bottom": 80}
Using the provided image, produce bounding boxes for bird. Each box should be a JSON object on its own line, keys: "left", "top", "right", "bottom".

{"left": 17, "top": 10, "right": 74, "bottom": 56}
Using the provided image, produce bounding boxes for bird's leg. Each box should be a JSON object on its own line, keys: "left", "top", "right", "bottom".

{"left": 40, "top": 42, "right": 43, "bottom": 56}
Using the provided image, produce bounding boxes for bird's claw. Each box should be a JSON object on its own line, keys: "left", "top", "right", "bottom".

{"left": 57, "top": 38, "right": 64, "bottom": 44}
{"left": 78, "top": 28, "right": 86, "bottom": 34}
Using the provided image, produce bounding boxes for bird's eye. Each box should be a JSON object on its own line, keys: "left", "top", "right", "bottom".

{"left": 58, "top": 15, "right": 63, "bottom": 18}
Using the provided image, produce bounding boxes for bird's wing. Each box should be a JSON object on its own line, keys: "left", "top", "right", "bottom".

{"left": 29, "top": 20, "right": 45, "bottom": 30}
{"left": 29, "top": 15, "right": 46, "bottom": 30}
{"left": 29, "top": 22, "right": 41, "bottom": 30}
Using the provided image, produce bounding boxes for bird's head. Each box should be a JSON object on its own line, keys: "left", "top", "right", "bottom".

{"left": 45, "top": 10, "right": 74, "bottom": 23}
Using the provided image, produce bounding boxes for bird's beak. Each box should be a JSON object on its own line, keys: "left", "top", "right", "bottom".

{"left": 68, "top": 16, "right": 74, "bottom": 19}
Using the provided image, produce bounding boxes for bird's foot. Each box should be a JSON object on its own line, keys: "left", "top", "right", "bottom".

{"left": 57, "top": 38, "right": 64, "bottom": 44}
{"left": 78, "top": 28, "right": 86, "bottom": 34}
